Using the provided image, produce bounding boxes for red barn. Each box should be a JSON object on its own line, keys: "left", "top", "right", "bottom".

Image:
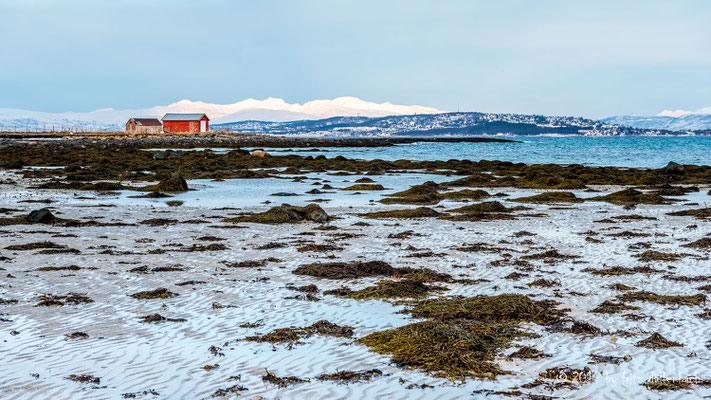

{"left": 126, "top": 118, "right": 162, "bottom": 134}
{"left": 162, "top": 113, "right": 209, "bottom": 133}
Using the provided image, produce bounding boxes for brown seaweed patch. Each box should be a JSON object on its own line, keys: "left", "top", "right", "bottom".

{"left": 360, "top": 320, "right": 523, "bottom": 379}
{"left": 339, "top": 279, "right": 447, "bottom": 300}
{"left": 507, "top": 346, "right": 551, "bottom": 360}
{"left": 360, "top": 207, "right": 441, "bottom": 219}
{"left": 667, "top": 207, "right": 711, "bottom": 220}
{"left": 294, "top": 261, "right": 398, "bottom": 279}
{"left": 315, "top": 369, "right": 383, "bottom": 384}
{"left": 66, "top": 374, "right": 100, "bottom": 385}
{"left": 591, "top": 300, "right": 640, "bottom": 314}
{"left": 129, "top": 288, "right": 178, "bottom": 300}
{"left": 65, "top": 332, "right": 89, "bottom": 340}
{"left": 6, "top": 241, "right": 65, "bottom": 251}
{"left": 644, "top": 376, "right": 711, "bottom": 391}
{"left": 139, "top": 313, "right": 187, "bottom": 323}
{"left": 262, "top": 370, "right": 308, "bottom": 387}
{"left": 36, "top": 293, "right": 93, "bottom": 307}
{"left": 636, "top": 332, "right": 683, "bottom": 349}
{"left": 37, "top": 264, "right": 82, "bottom": 272}
{"left": 636, "top": 250, "right": 684, "bottom": 262}
{"left": 512, "top": 192, "right": 582, "bottom": 204}
{"left": 245, "top": 320, "right": 354, "bottom": 346}
{"left": 406, "top": 293, "right": 565, "bottom": 324}
{"left": 342, "top": 184, "right": 386, "bottom": 191}
{"left": 617, "top": 291, "right": 705, "bottom": 306}
{"left": 683, "top": 238, "right": 711, "bottom": 249}
{"left": 226, "top": 204, "right": 329, "bottom": 224}
{"left": 591, "top": 189, "right": 673, "bottom": 205}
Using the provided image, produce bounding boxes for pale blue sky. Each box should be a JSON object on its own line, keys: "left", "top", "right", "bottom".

{"left": 1, "top": 0, "right": 709, "bottom": 117}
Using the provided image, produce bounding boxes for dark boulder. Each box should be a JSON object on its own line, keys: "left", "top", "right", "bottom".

{"left": 141, "top": 173, "right": 189, "bottom": 192}
{"left": 26, "top": 208, "right": 56, "bottom": 224}
{"left": 664, "top": 162, "right": 685, "bottom": 175}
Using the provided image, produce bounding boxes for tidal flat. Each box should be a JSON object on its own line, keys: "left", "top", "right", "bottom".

{"left": 1, "top": 136, "right": 711, "bottom": 399}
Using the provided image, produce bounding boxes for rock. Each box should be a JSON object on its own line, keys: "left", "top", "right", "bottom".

{"left": 251, "top": 149, "right": 269, "bottom": 157}
{"left": 142, "top": 173, "right": 189, "bottom": 192}
{"left": 304, "top": 204, "right": 329, "bottom": 222}
{"left": 26, "top": 208, "right": 56, "bottom": 224}
{"left": 664, "top": 161, "right": 685, "bottom": 175}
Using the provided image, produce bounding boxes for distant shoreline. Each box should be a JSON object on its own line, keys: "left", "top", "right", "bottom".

{"left": 0, "top": 132, "right": 518, "bottom": 148}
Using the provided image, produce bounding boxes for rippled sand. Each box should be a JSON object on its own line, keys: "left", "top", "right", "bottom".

{"left": 1, "top": 172, "right": 711, "bottom": 399}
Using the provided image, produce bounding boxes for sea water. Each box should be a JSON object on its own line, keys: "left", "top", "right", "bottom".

{"left": 245, "top": 136, "right": 711, "bottom": 168}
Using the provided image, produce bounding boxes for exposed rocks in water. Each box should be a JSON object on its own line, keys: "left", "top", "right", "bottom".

{"left": 226, "top": 204, "right": 329, "bottom": 224}
{"left": 26, "top": 208, "right": 56, "bottom": 223}
{"left": 140, "top": 173, "right": 189, "bottom": 193}
{"left": 664, "top": 161, "right": 685, "bottom": 175}
{"left": 683, "top": 238, "right": 711, "bottom": 249}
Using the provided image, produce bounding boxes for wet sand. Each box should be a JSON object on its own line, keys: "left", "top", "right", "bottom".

{"left": 1, "top": 142, "right": 711, "bottom": 399}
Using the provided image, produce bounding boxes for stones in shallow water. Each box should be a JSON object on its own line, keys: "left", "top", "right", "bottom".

{"left": 140, "top": 173, "right": 189, "bottom": 193}
{"left": 26, "top": 208, "right": 56, "bottom": 223}
{"left": 129, "top": 288, "right": 179, "bottom": 300}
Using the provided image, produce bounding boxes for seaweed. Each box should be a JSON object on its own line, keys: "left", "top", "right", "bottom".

{"left": 360, "top": 207, "right": 441, "bottom": 219}
{"left": 682, "top": 238, "right": 711, "bottom": 249}
{"left": 636, "top": 250, "right": 684, "bottom": 262}
{"left": 129, "top": 288, "right": 179, "bottom": 300}
{"left": 591, "top": 300, "right": 640, "bottom": 314}
{"left": 380, "top": 181, "right": 442, "bottom": 205}
{"left": 342, "top": 184, "right": 386, "bottom": 191}
{"left": 512, "top": 192, "right": 582, "bottom": 204}
{"left": 588, "top": 353, "right": 631, "bottom": 365}
{"left": 211, "top": 384, "right": 248, "bottom": 397}
{"left": 139, "top": 313, "right": 186, "bottom": 323}
{"left": 36, "top": 293, "right": 93, "bottom": 307}
{"left": 616, "top": 291, "right": 705, "bottom": 306}
{"left": 449, "top": 201, "right": 510, "bottom": 214}
{"left": 635, "top": 332, "right": 683, "bottom": 349}
{"left": 226, "top": 204, "right": 329, "bottom": 224}
{"left": 66, "top": 374, "right": 100, "bottom": 385}
{"left": 591, "top": 189, "right": 673, "bottom": 205}
{"left": 65, "top": 332, "right": 89, "bottom": 340}
{"left": 644, "top": 377, "right": 711, "bottom": 391}
{"left": 667, "top": 207, "right": 711, "bottom": 220}
{"left": 262, "top": 370, "right": 308, "bottom": 387}
{"left": 315, "top": 369, "right": 383, "bottom": 384}
{"left": 293, "top": 261, "right": 399, "bottom": 279}
{"left": 339, "top": 279, "right": 447, "bottom": 299}
{"left": 405, "top": 293, "right": 565, "bottom": 324}
{"left": 245, "top": 320, "right": 354, "bottom": 346}
{"left": 507, "top": 346, "right": 551, "bottom": 360}
{"left": 37, "top": 265, "right": 81, "bottom": 272}
{"left": 360, "top": 320, "right": 522, "bottom": 379}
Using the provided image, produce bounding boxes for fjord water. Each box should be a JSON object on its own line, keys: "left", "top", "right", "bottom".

{"left": 255, "top": 136, "right": 711, "bottom": 168}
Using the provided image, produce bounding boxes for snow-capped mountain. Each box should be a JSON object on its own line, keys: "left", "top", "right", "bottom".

{"left": 0, "top": 97, "right": 442, "bottom": 132}
{"left": 602, "top": 107, "right": 711, "bottom": 131}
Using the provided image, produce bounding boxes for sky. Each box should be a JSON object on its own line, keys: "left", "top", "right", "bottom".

{"left": 1, "top": 0, "right": 710, "bottom": 118}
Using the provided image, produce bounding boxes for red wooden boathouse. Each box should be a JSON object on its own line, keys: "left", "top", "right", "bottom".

{"left": 162, "top": 113, "right": 209, "bottom": 133}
